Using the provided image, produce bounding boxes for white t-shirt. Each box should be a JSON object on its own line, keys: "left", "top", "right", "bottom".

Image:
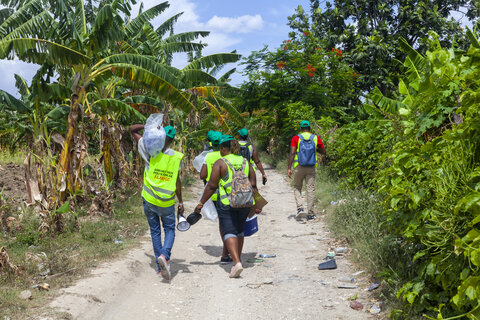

{"left": 138, "top": 138, "right": 182, "bottom": 172}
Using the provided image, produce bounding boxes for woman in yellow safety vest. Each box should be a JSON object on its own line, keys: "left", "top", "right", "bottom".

{"left": 195, "top": 135, "right": 261, "bottom": 278}
{"left": 199, "top": 131, "right": 232, "bottom": 264}
{"left": 130, "top": 123, "right": 184, "bottom": 281}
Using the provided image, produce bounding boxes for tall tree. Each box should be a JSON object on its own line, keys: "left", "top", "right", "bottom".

{"left": 288, "top": 0, "right": 479, "bottom": 95}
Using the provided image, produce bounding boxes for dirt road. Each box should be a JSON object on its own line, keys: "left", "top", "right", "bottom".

{"left": 48, "top": 169, "right": 376, "bottom": 320}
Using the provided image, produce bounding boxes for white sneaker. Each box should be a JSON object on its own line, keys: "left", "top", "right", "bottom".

{"left": 158, "top": 255, "right": 171, "bottom": 280}
{"left": 295, "top": 208, "right": 305, "bottom": 220}
{"left": 229, "top": 262, "right": 243, "bottom": 278}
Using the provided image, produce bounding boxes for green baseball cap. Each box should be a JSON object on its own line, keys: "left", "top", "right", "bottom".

{"left": 219, "top": 134, "right": 235, "bottom": 145}
{"left": 207, "top": 130, "right": 222, "bottom": 142}
{"left": 238, "top": 128, "right": 249, "bottom": 138}
{"left": 164, "top": 125, "right": 176, "bottom": 138}
{"left": 300, "top": 120, "right": 311, "bottom": 128}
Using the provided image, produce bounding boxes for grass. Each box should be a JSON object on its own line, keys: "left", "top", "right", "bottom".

{"left": 0, "top": 189, "right": 148, "bottom": 319}
{"left": 0, "top": 149, "right": 28, "bottom": 166}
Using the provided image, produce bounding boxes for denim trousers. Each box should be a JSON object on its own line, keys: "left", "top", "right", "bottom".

{"left": 142, "top": 199, "right": 176, "bottom": 270}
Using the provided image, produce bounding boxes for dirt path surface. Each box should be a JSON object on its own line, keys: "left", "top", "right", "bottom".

{"left": 48, "top": 169, "right": 376, "bottom": 320}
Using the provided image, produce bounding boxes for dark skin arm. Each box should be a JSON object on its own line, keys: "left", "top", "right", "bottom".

{"left": 130, "top": 124, "right": 144, "bottom": 142}
{"left": 251, "top": 146, "right": 267, "bottom": 184}
{"left": 176, "top": 175, "right": 184, "bottom": 216}
{"left": 200, "top": 163, "right": 207, "bottom": 180}
{"left": 194, "top": 160, "right": 260, "bottom": 213}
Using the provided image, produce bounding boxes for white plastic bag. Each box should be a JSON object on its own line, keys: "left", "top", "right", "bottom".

{"left": 193, "top": 150, "right": 212, "bottom": 173}
{"left": 143, "top": 113, "right": 166, "bottom": 158}
{"left": 197, "top": 186, "right": 218, "bottom": 221}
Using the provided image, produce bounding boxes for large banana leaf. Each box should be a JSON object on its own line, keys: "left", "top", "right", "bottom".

{"left": 0, "top": 89, "right": 30, "bottom": 113}
{"left": 99, "top": 53, "right": 183, "bottom": 87}
{"left": 1, "top": 10, "right": 53, "bottom": 41}
{"left": 123, "top": 95, "right": 162, "bottom": 106}
{"left": 92, "top": 98, "right": 146, "bottom": 121}
{"left": 0, "top": 38, "right": 90, "bottom": 65}
{"left": 157, "top": 41, "right": 207, "bottom": 54}
{"left": 399, "top": 37, "right": 426, "bottom": 73}
{"left": 164, "top": 31, "right": 210, "bottom": 43}
{"left": 181, "top": 69, "right": 217, "bottom": 86}
{"left": 89, "top": 4, "right": 124, "bottom": 50}
{"left": 0, "top": 8, "right": 13, "bottom": 25}
{"left": 214, "top": 95, "right": 244, "bottom": 125}
{"left": 217, "top": 67, "right": 236, "bottom": 83}
{"left": 183, "top": 53, "right": 241, "bottom": 70}
{"left": 14, "top": 74, "right": 30, "bottom": 98}
{"left": 96, "top": 63, "right": 194, "bottom": 112}
{"left": 0, "top": 0, "right": 43, "bottom": 37}
{"left": 155, "top": 12, "right": 182, "bottom": 37}
{"left": 370, "top": 87, "right": 407, "bottom": 114}
{"left": 125, "top": 1, "right": 169, "bottom": 38}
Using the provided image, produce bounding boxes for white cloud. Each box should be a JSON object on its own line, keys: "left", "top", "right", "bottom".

{"left": 206, "top": 15, "right": 263, "bottom": 34}
{"left": 0, "top": 60, "right": 39, "bottom": 96}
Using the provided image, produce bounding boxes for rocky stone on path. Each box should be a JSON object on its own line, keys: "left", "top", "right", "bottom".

{"left": 349, "top": 300, "right": 363, "bottom": 311}
{"left": 19, "top": 290, "right": 33, "bottom": 300}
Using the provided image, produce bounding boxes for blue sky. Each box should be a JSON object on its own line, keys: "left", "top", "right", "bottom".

{"left": 0, "top": 0, "right": 312, "bottom": 96}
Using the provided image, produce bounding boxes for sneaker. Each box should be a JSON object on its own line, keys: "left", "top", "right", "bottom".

{"left": 229, "top": 262, "right": 243, "bottom": 278}
{"left": 295, "top": 208, "right": 305, "bottom": 220}
{"left": 306, "top": 214, "right": 317, "bottom": 221}
{"left": 220, "top": 255, "right": 233, "bottom": 265}
{"left": 158, "top": 254, "right": 171, "bottom": 280}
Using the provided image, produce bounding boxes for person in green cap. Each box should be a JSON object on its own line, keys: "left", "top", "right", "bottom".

{"left": 287, "top": 120, "right": 326, "bottom": 222}
{"left": 130, "top": 123, "right": 184, "bottom": 281}
{"left": 204, "top": 130, "right": 218, "bottom": 151}
{"left": 194, "top": 135, "right": 261, "bottom": 278}
{"left": 237, "top": 128, "right": 268, "bottom": 185}
{"left": 199, "top": 131, "right": 232, "bottom": 264}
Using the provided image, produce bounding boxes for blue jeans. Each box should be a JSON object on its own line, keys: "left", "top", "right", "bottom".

{"left": 143, "top": 199, "right": 176, "bottom": 270}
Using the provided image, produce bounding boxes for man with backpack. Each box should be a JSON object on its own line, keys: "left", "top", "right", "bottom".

{"left": 287, "top": 120, "right": 326, "bottom": 222}
{"left": 237, "top": 128, "right": 268, "bottom": 185}
{"left": 194, "top": 135, "right": 260, "bottom": 278}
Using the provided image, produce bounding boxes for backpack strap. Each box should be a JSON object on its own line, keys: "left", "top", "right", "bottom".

{"left": 240, "top": 158, "right": 247, "bottom": 172}
{"left": 308, "top": 134, "right": 315, "bottom": 141}
{"left": 222, "top": 158, "right": 236, "bottom": 172}
{"left": 298, "top": 134, "right": 305, "bottom": 141}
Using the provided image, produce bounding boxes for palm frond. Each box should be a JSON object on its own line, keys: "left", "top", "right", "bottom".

{"left": 0, "top": 0, "right": 43, "bottom": 38}
{"left": 183, "top": 53, "right": 241, "bottom": 71}
{"left": 0, "top": 88, "right": 30, "bottom": 113}
{"left": 181, "top": 69, "right": 217, "bottom": 86}
{"left": 155, "top": 12, "right": 182, "bottom": 37}
{"left": 94, "top": 63, "right": 194, "bottom": 112}
{"left": 214, "top": 95, "right": 244, "bottom": 125}
{"left": 370, "top": 87, "right": 407, "bottom": 114}
{"left": 74, "top": 0, "right": 87, "bottom": 35}
{"left": 0, "top": 8, "right": 14, "bottom": 25}
{"left": 0, "top": 38, "right": 90, "bottom": 65}
{"left": 125, "top": 1, "right": 169, "bottom": 38}
{"left": 399, "top": 37, "right": 426, "bottom": 73}
{"left": 158, "top": 41, "right": 207, "bottom": 54}
{"left": 217, "top": 67, "right": 236, "bottom": 83}
{"left": 14, "top": 74, "right": 30, "bottom": 98}
{"left": 2, "top": 10, "right": 54, "bottom": 42}
{"left": 92, "top": 98, "right": 146, "bottom": 121}
{"left": 100, "top": 54, "right": 183, "bottom": 87}
{"left": 164, "top": 31, "right": 210, "bottom": 43}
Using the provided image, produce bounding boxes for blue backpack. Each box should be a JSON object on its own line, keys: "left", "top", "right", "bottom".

{"left": 297, "top": 134, "right": 316, "bottom": 166}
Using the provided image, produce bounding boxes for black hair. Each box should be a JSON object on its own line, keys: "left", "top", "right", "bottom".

{"left": 165, "top": 136, "right": 174, "bottom": 145}
{"left": 301, "top": 126, "right": 311, "bottom": 132}
{"left": 219, "top": 140, "right": 232, "bottom": 150}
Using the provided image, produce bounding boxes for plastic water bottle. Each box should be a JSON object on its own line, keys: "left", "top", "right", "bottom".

{"left": 259, "top": 254, "right": 276, "bottom": 258}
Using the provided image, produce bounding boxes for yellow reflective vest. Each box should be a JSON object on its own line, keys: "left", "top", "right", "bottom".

{"left": 205, "top": 151, "right": 222, "bottom": 201}
{"left": 293, "top": 132, "right": 318, "bottom": 169}
{"left": 142, "top": 150, "right": 184, "bottom": 207}
{"left": 218, "top": 154, "right": 249, "bottom": 206}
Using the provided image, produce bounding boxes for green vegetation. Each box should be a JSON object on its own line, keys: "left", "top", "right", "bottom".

{"left": 1, "top": 0, "right": 480, "bottom": 318}
{"left": 0, "top": 190, "right": 147, "bottom": 318}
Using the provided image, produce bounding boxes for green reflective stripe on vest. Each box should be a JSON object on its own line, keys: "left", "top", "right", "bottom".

{"left": 218, "top": 154, "right": 249, "bottom": 206}
{"left": 142, "top": 150, "right": 184, "bottom": 207}
{"left": 294, "top": 132, "right": 318, "bottom": 169}
{"left": 205, "top": 151, "right": 222, "bottom": 201}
